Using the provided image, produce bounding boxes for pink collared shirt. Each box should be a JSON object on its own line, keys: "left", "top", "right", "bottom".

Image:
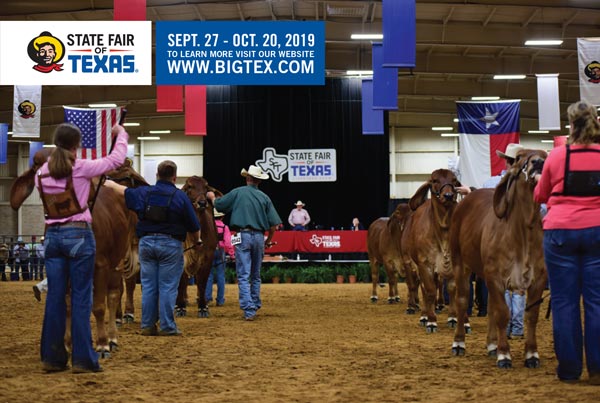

{"left": 288, "top": 208, "right": 311, "bottom": 226}
{"left": 35, "top": 130, "right": 129, "bottom": 225}
{"left": 216, "top": 219, "right": 235, "bottom": 258}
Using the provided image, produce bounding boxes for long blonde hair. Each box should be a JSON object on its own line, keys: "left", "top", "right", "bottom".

{"left": 567, "top": 101, "right": 600, "bottom": 145}
{"left": 48, "top": 123, "right": 81, "bottom": 179}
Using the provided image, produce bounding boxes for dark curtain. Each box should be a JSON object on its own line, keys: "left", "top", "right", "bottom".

{"left": 204, "top": 78, "right": 389, "bottom": 230}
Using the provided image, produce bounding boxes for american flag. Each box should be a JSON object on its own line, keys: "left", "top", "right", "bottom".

{"left": 63, "top": 106, "right": 123, "bottom": 159}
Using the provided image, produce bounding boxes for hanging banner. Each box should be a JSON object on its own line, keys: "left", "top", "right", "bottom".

{"left": 12, "top": 85, "right": 42, "bottom": 138}
{"left": 157, "top": 85, "right": 183, "bottom": 112}
{"left": 0, "top": 123, "right": 8, "bottom": 164}
{"left": 577, "top": 38, "right": 600, "bottom": 106}
{"left": 382, "top": 0, "right": 416, "bottom": 68}
{"left": 536, "top": 74, "right": 561, "bottom": 131}
{"left": 372, "top": 42, "right": 398, "bottom": 110}
{"left": 361, "top": 79, "right": 384, "bottom": 135}
{"left": 185, "top": 85, "right": 207, "bottom": 135}
{"left": 114, "top": 0, "right": 146, "bottom": 21}
{"left": 0, "top": 21, "right": 152, "bottom": 85}
{"left": 155, "top": 21, "right": 325, "bottom": 85}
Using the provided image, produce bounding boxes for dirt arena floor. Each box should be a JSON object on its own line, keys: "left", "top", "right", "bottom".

{"left": 0, "top": 280, "right": 597, "bottom": 403}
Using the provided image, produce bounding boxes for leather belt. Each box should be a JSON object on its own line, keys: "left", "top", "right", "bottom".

{"left": 49, "top": 221, "right": 90, "bottom": 229}
{"left": 240, "top": 227, "right": 262, "bottom": 232}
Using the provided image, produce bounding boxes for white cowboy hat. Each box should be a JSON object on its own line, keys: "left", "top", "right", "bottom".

{"left": 295, "top": 200, "right": 305, "bottom": 206}
{"left": 241, "top": 165, "right": 269, "bottom": 180}
{"left": 496, "top": 143, "right": 524, "bottom": 159}
{"left": 213, "top": 208, "right": 225, "bottom": 218}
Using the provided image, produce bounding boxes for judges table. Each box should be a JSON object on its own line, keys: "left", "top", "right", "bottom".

{"left": 265, "top": 230, "right": 367, "bottom": 254}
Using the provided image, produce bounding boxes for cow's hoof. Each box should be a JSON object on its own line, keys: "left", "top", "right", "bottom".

{"left": 497, "top": 359, "right": 512, "bottom": 369}
{"left": 435, "top": 305, "right": 444, "bottom": 314}
{"left": 175, "top": 307, "right": 187, "bottom": 317}
{"left": 525, "top": 357, "right": 540, "bottom": 369}
{"left": 123, "top": 313, "right": 135, "bottom": 324}
{"left": 447, "top": 318, "right": 457, "bottom": 328}
{"left": 451, "top": 346, "right": 465, "bottom": 356}
{"left": 115, "top": 318, "right": 123, "bottom": 327}
{"left": 370, "top": 296, "right": 378, "bottom": 303}
{"left": 387, "top": 298, "right": 395, "bottom": 304}
{"left": 197, "top": 308, "right": 210, "bottom": 318}
{"left": 426, "top": 324, "right": 438, "bottom": 333}
{"left": 419, "top": 316, "right": 427, "bottom": 326}
{"left": 97, "top": 348, "right": 111, "bottom": 359}
{"left": 405, "top": 307, "right": 416, "bottom": 315}
{"left": 464, "top": 324, "right": 472, "bottom": 334}
{"left": 395, "top": 296, "right": 401, "bottom": 303}
{"left": 488, "top": 349, "right": 497, "bottom": 358}
{"left": 109, "top": 341, "right": 119, "bottom": 352}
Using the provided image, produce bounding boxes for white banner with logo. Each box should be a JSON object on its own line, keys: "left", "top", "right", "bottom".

{"left": 577, "top": 38, "right": 600, "bottom": 106}
{"left": 254, "top": 147, "right": 337, "bottom": 183}
{"left": 536, "top": 74, "right": 560, "bottom": 131}
{"left": 12, "top": 85, "right": 41, "bottom": 138}
{"left": 0, "top": 21, "right": 151, "bottom": 85}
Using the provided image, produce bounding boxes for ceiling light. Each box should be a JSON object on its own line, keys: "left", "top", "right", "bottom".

{"left": 525, "top": 40, "right": 563, "bottom": 46}
{"left": 453, "top": 118, "right": 459, "bottom": 122}
{"left": 471, "top": 96, "right": 500, "bottom": 101}
{"left": 493, "top": 75, "right": 526, "bottom": 80}
{"left": 42, "top": 144, "right": 55, "bottom": 148}
{"left": 88, "top": 103, "right": 118, "bottom": 108}
{"left": 346, "top": 70, "right": 373, "bottom": 76}
{"left": 432, "top": 127, "right": 453, "bottom": 131}
{"left": 148, "top": 130, "right": 171, "bottom": 134}
{"left": 7, "top": 131, "right": 13, "bottom": 134}
{"left": 351, "top": 33, "right": 383, "bottom": 40}
{"left": 123, "top": 122, "right": 140, "bottom": 127}
{"left": 565, "top": 125, "right": 571, "bottom": 129}
{"left": 540, "top": 140, "right": 555, "bottom": 143}
{"left": 441, "top": 133, "right": 459, "bottom": 137}
{"left": 528, "top": 130, "right": 550, "bottom": 134}
{"left": 137, "top": 136, "right": 161, "bottom": 140}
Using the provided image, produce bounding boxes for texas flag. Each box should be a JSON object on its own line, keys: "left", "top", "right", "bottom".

{"left": 456, "top": 100, "right": 520, "bottom": 188}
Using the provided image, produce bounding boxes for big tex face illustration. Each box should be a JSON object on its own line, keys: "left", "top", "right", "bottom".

{"left": 27, "top": 31, "right": 65, "bottom": 73}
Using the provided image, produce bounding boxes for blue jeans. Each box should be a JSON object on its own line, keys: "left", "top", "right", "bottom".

{"left": 17, "top": 260, "right": 30, "bottom": 280}
{"left": 504, "top": 290, "right": 525, "bottom": 336}
{"left": 235, "top": 230, "right": 264, "bottom": 319}
{"left": 292, "top": 224, "right": 305, "bottom": 231}
{"left": 41, "top": 226, "right": 99, "bottom": 370}
{"left": 544, "top": 227, "right": 600, "bottom": 380}
{"left": 205, "top": 249, "right": 226, "bottom": 305}
{"left": 139, "top": 234, "right": 183, "bottom": 333}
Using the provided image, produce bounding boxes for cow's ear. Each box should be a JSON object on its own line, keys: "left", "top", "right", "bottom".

{"left": 493, "top": 174, "right": 512, "bottom": 218}
{"left": 10, "top": 169, "right": 36, "bottom": 210}
{"left": 409, "top": 182, "right": 430, "bottom": 211}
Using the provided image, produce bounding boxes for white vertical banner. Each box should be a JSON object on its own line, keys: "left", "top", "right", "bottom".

{"left": 577, "top": 38, "right": 600, "bottom": 106}
{"left": 12, "top": 85, "right": 42, "bottom": 138}
{"left": 536, "top": 74, "right": 561, "bottom": 131}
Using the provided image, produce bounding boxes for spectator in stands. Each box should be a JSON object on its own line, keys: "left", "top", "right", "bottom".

{"left": 14, "top": 237, "right": 31, "bottom": 281}
{"left": 0, "top": 242, "right": 9, "bottom": 281}
{"left": 31, "top": 236, "right": 45, "bottom": 281}
{"left": 288, "top": 200, "right": 311, "bottom": 231}
{"left": 205, "top": 209, "right": 235, "bottom": 307}
{"left": 350, "top": 217, "right": 365, "bottom": 231}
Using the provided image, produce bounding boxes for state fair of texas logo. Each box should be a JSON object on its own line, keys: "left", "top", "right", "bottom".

{"left": 27, "top": 31, "right": 65, "bottom": 73}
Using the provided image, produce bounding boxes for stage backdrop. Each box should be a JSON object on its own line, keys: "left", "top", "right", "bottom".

{"left": 204, "top": 78, "right": 390, "bottom": 230}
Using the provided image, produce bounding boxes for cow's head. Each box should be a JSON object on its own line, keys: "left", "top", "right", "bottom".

{"left": 409, "top": 169, "right": 462, "bottom": 210}
{"left": 388, "top": 203, "right": 412, "bottom": 235}
{"left": 182, "top": 176, "right": 223, "bottom": 212}
{"left": 493, "top": 149, "right": 547, "bottom": 218}
{"left": 105, "top": 158, "right": 149, "bottom": 189}
{"left": 10, "top": 148, "right": 53, "bottom": 210}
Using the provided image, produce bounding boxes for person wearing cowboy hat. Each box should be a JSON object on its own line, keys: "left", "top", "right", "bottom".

{"left": 204, "top": 209, "right": 235, "bottom": 307}
{"left": 207, "top": 164, "right": 282, "bottom": 321}
{"left": 288, "top": 200, "right": 311, "bottom": 231}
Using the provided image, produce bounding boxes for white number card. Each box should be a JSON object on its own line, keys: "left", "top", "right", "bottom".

{"left": 231, "top": 233, "right": 241, "bottom": 246}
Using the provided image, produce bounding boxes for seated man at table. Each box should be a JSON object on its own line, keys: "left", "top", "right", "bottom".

{"left": 288, "top": 200, "right": 311, "bottom": 231}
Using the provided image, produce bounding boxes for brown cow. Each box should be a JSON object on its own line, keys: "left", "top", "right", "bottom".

{"left": 402, "top": 169, "right": 461, "bottom": 332}
{"left": 175, "top": 176, "right": 220, "bottom": 318}
{"left": 367, "top": 203, "right": 419, "bottom": 308}
{"left": 449, "top": 149, "right": 547, "bottom": 369}
{"left": 10, "top": 151, "right": 146, "bottom": 356}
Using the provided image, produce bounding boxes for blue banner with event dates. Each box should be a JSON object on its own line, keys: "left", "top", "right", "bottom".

{"left": 155, "top": 21, "right": 325, "bottom": 85}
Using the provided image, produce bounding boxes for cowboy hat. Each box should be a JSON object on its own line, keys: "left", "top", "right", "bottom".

{"left": 496, "top": 143, "right": 524, "bottom": 159}
{"left": 213, "top": 208, "right": 225, "bottom": 218}
{"left": 241, "top": 165, "right": 269, "bottom": 180}
{"left": 295, "top": 200, "right": 305, "bottom": 206}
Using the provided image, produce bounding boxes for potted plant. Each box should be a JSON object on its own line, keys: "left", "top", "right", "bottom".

{"left": 264, "top": 265, "right": 282, "bottom": 284}
{"left": 334, "top": 265, "right": 346, "bottom": 284}
{"left": 347, "top": 265, "right": 358, "bottom": 284}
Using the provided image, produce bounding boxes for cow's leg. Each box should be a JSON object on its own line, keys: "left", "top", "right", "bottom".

{"left": 64, "top": 291, "right": 72, "bottom": 352}
{"left": 392, "top": 268, "right": 400, "bottom": 303}
{"left": 106, "top": 270, "right": 121, "bottom": 354}
{"left": 523, "top": 263, "right": 547, "bottom": 368}
{"left": 369, "top": 258, "right": 379, "bottom": 303}
{"left": 123, "top": 275, "right": 137, "bottom": 324}
{"left": 92, "top": 265, "right": 110, "bottom": 358}
{"left": 488, "top": 282, "right": 512, "bottom": 368}
{"left": 116, "top": 277, "right": 124, "bottom": 327}
{"left": 196, "top": 267, "right": 211, "bottom": 318}
{"left": 452, "top": 267, "right": 470, "bottom": 356}
{"left": 384, "top": 261, "right": 397, "bottom": 304}
{"left": 175, "top": 273, "right": 189, "bottom": 317}
{"left": 419, "top": 265, "right": 438, "bottom": 333}
{"left": 434, "top": 273, "right": 445, "bottom": 313}
{"left": 404, "top": 262, "right": 420, "bottom": 314}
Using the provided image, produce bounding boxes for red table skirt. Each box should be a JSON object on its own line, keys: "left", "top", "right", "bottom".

{"left": 266, "top": 230, "right": 367, "bottom": 254}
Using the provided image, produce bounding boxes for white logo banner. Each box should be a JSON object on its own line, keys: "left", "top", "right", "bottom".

{"left": 12, "top": 85, "right": 41, "bottom": 138}
{"left": 536, "top": 74, "right": 560, "bottom": 131}
{"left": 0, "top": 21, "right": 152, "bottom": 86}
{"left": 577, "top": 38, "right": 600, "bottom": 106}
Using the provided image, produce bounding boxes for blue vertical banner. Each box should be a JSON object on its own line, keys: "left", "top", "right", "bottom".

{"left": 372, "top": 42, "right": 398, "bottom": 110}
{"left": 382, "top": 0, "right": 416, "bottom": 68}
{"left": 28, "top": 141, "right": 44, "bottom": 167}
{"left": 0, "top": 123, "right": 8, "bottom": 164}
{"left": 361, "top": 79, "right": 384, "bottom": 135}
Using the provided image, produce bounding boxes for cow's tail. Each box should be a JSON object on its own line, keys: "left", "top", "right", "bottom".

{"left": 119, "top": 245, "right": 140, "bottom": 280}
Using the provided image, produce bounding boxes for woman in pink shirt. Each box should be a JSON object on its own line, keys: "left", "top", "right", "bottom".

{"left": 36, "top": 122, "right": 128, "bottom": 374}
{"left": 533, "top": 101, "right": 600, "bottom": 385}
{"left": 205, "top": 209, "right": 235, "bottom": 306}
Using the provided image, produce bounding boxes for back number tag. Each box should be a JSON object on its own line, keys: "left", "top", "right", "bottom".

{"left": 231, "top": 233, "right": 241, "bottom": 246}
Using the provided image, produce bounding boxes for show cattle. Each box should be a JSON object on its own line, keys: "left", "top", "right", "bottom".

{"left": 401, "top": 169, "right": 461, "bottom": 332}
{"left": 449, "top": 149, "right": 547, "bottom": 369}
{"left": 10, "top": 150, "right": 146, "bottom": 356}
{"left": 367, "top": 203, "right": 419, "bottom": 310}
{"left": 175, "top": 176, "right": 220, "bottom": 318}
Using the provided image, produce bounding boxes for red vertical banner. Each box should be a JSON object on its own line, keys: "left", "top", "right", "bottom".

{"left": 157, "top": 85, "right": 183, "bottom": 112}
{"left": 185, "top": 85, "right": 207, "bottom": 136}
{"left": 114, "top": 0, "right": 146, "bottom": 21}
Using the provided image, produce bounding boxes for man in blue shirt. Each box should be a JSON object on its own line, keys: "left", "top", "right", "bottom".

{"left": 208, "top": 165, "right": 281, "bottom": 321}
{"left": 105, "top": 160, "right": 201, "bottom": 336}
